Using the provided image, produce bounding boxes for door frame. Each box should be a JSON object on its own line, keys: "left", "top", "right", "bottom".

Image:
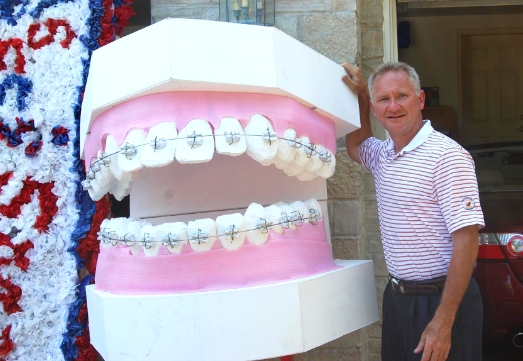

{"left": 457, "top": 27, "right": 523, "bottom": 143}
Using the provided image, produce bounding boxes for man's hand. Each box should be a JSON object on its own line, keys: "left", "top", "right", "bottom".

{"left": 342, "top": 62, "right": 373, "bottom": 163}
{"left": 413, "top": 225, "right": 479, "bottom": 360}
{"left": 341, "top": 62, "right": 369, "bottom": 97}
{"left": 414, "top": 314, "right": 453, "bottom": 361}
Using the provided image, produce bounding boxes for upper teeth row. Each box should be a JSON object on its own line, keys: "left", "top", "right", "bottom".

{"left": 82, "top": 114, "right": 336, "bottom": 201}
{"left": 98, "top": 199, "right": 323, "bottom": 256}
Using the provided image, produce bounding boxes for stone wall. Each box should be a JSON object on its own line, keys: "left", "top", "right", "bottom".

{"left": 150, "top": 1, "right": 386, "bottom": 360}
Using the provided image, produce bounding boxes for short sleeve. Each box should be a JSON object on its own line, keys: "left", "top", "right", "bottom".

{"left": 433, "top": 147, "right": 485, "bottom": 234}
{"left": 359, "top": 137, "right": 384, "bottom": 173}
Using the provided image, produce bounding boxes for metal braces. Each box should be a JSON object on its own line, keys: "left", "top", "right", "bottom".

{"left": 190, "top": 229, "right": 208, "bottom": 244}
{"left": 162, "top": 233, "right": 180, "bottom": 247}
{"left": 225, "top": 225, "right": 240, "bottom": 241}
{"left": 287, "top": 137, "right": 302, "bottom": 148}
{"left": 150, "top": 136, "right": 167, "bottom": 150}
{"left": 224, "top": 131, "right": 241, "bottom": 145}
{"left": 187, "top": 131, "right": 203, "bottom": 148}
{"left": 304, "top": 143, "right": 316, "bottom": 158}
{"left": 81, "top": 179, "right": 92, "bottom": 190}
{"left": 256, "top": 218, "right": 273, "bottom": 234}
{"left": 309, "top": 209, "right": 322, "bottom": 225}
{"left": 318, "top": 151, "right": 332, "bottom": 164}
{"left": 121, "top": 142, "right": 138, "bottom": 159}
{"left": 263, "top": 128, "right": 277, "bottom": 145}
{"left": 140, "top": 233, "right": 153, "bottom": 249}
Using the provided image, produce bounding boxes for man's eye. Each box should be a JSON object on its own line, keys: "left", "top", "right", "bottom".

{"left": 379, "top": 97, "right": 388, "bottom": 102}
{"left": 398, "top": 94, "right": 407, "bottom": 98}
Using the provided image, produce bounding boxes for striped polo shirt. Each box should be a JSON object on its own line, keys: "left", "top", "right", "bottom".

{"left": 359, "top": 120, "right": 485, "bottom": 281}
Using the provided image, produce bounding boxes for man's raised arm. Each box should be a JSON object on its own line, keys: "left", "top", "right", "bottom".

{"left": 342, "top": 63, "right": 373, "bottom": 164}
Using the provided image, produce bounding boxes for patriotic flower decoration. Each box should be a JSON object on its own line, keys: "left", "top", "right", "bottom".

{"left": 0, "top": 1, "right": 133, "bottom": 360}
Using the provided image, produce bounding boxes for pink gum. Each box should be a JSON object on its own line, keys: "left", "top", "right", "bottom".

{"left": 84, "top": 92, "right": 337, "bottom": 167}
{"left": 95, "top": 222, "right": 339, "bottom": 294}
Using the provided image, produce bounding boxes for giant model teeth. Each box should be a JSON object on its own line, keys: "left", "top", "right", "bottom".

{"left": 188, "top": 218, "right": 217, "bottom": 252}
{"left": 216, "top": 213, "right": 245, "bottom": 250}
{"left": 88, "top": 152, "right": 114, "bottom": 201}
{"left": 276, "top": 203, "right": 297, "bottom": 231}
{"left": 118, "top": 129, "right": 146, "bottom": 173}
{"left": 244, "top": 203, "right": 270, "bottom": 245}
{"left": 282, "top": 161, "right": 304, "bottom": 178}
{"left": 306, "top": 144, "right": 324, "bottom": 173}
{"left": 294, "top": 136, "right": 312, "bottom": 167}
{"left": 215, "top": 117, "right": 246, "bottom": 157}
{"left": 264, "top": 204, "right": 283, "bottom": 234}
{"left": 105, "top": 134, "right": 126, "bottom": 181}
{"left": 277, "top": 128, "right": 298, "bottom": 162}
{"left": 157, "top": 222, "right": 188, "bottom": 254}
{"left": 109, "top": 180, "right": 131, "bottom": 201}
{"left": 140, "top": 225, "right": 162, "bottom": 257}
{"left": 316, "top": 150, "right": 336, "bottom": 178}
{"left": 141, "top": 122, "right": 177, "bottom": 168}
{"left": 304, "top": 198, "right": 323, "bottom": 223}
{"left": 126, "top": 220, "right": 144, "bottom": 255}
{"left": 290, "top": 201, "right": 310, "bottom": 225}
{"left": 245, "top": 114, "right": 279, "bottom": 166}
{"left": 176, "top": 119, "right": 214, "bottom": 164}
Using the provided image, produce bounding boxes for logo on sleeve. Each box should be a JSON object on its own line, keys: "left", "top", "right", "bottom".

{"left": 462, "top": 197, "right": 475, "bottom": 210}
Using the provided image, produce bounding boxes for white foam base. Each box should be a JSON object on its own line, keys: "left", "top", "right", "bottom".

{"left": 87, "top": 260, "right": 378, "bottom": 361}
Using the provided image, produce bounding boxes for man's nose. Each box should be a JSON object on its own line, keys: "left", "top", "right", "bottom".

{"left": 387, "top": 98, "right": 401, "bottom": 112}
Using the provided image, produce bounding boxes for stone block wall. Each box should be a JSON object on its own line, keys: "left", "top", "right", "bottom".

{"left": 150, "top": 1, "right": 387, "bottom": 359}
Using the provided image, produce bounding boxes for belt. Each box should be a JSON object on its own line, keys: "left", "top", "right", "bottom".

{"left": 389, "top": 274, "right": 446, "bottom": 295}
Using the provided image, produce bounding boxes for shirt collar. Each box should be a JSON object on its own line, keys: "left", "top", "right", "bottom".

{"left": 386, "top": 120, "right": 434, "bottom": 155}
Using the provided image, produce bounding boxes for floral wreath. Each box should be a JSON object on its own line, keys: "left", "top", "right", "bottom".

{"left": 0, "top": 1, "right": 133, "bottom": 360}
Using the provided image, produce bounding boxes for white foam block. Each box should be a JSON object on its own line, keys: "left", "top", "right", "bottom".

{"left": 156, "top": 222, "right": 188, "bottom": 254}
{"left": 118, "top": 128, "right": 146, "bottom": 173}
{"left": 141, "top": 122, "right": 177, "bottom": 168}
{"left": 245, "top": 114, "right": 278, "bottom": 166}
{"left": 215, "top": 117, "right": 246, "bottom": 157}
{"left": 187, "top": 218, "right": 216, "bottom": 252}
{"left": 216, "top": 213, "right": 245, "bottom": 250}
{"left": 176, "top": 119, "right": 214, "bottom": 164}
{"left": 243, "top": 203, "right": 268, "bottom": 245}
{"left": 87, "top": 260, "right": 379, "bottom": 361}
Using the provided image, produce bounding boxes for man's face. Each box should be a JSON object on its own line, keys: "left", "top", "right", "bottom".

{"left": 370, "top": 70, "right": 425, "bottom": 137}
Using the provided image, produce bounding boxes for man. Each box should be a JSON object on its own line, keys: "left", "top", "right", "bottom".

{"left": 342, "top": 62, "right": 484, "bottom": 361}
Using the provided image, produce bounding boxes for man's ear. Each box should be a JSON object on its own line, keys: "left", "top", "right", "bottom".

{"left": 418, "top": 89, "right": 425, "bottom": 111}
{"left": 370, "top": 100, "right": 377, "bottom": 119}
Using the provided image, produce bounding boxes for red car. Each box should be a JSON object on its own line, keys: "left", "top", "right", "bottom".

{"left": 468, "top": 142, "right": 523, "bottom": 348}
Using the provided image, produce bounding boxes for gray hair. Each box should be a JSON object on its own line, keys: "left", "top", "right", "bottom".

{"left": 368, "top": 62, "right": 421, "bottom": 99}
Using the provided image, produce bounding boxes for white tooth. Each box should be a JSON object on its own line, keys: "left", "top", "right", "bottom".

{"left": 141, "top": 122, "right": 177, "bottom": 168}
{"left": 296, "top": 171, "right": 318, "bottom": 181}
{"left": 245, "top": 114, "right": 278, "bottom": 166}
{"left": 88, "top": 182, "right": 106, "bottom": 201}
{"left": 244, "top": 203, "right": 270, "bottom": 245}
{"left": 118, "top": 128, "right": 146, "bottom": 172}
{"left": 141, "top": 225, "right": 161, "bottom": 257}
{"left": 215, "top": 117, "right": 246, "bottom": 156}
{"left": 105, "top": 135, "right": 126, "bottom": 181}
{"left": 316, "top": 150, "right": 336, "bottom": 179}
{"left": 294, "top": 136, "right": 311, "bottom": 167}
{"left": 304, "top": 198, "right": 323, "bottom": 223}
{"left": 157, "top": 222, "right": 188, "bottom": 254}
{"left": 109, "top": 181, "right": 131, "bottom": 201}
{"left": 110, "top": 218, "right": 130, "bottom": 246}
{"left": 264, "top": 205, "right": 283, "bottom": 234}
{"left": 277, "top": 128, "right": 298, "bottom": 162}
{"left": 282, "top": 161, "right": 305, "bottom": 178}
{"left": 290, "top": 201, "right": 310, "bottom": 226}
{"left": 306, "top": 144, "right": 324, "bottom": 173}
{"left": 273, "top": 156, "right": 289, "bottom": 170}
{"left": 188, "top": 218, "right": 216, "bottom": 252}
{"left": 99, "top": 219, "right": 113, "bottom": 248}
{"left": 176, "top": 119, "right": 214, "bottom": 164}
{"left": 278, "top": 203, "right": 297, "bottom": 231}
{"left": 125, "top": 220, "right": 143, "bottom": 255}
{"left": 216, "top": 213, "right": 245, "bottom": 250}
{"left": 88, "top": 150, "right": 115, "bottom": 200}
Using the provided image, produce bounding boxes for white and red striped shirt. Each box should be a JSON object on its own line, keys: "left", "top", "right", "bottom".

{"left": 359, "top": 120, "right": 485, "bottom": 281}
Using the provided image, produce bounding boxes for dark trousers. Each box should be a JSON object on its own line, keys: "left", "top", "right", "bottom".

{"left": 382, "top": 277, "right": 483, "bottom": 361}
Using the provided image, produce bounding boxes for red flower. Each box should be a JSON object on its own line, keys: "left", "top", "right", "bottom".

{"left": 0, "top": 325, "right": 14, "bottom": 357}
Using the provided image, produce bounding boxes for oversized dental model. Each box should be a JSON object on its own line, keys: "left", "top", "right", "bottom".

{"left": 81, "top": 18, "right": 379, "bottom": 361}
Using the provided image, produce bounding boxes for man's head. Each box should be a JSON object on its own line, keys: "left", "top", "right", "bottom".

{"left": 368, "top": 62, "right": 425, "bottom": 138}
